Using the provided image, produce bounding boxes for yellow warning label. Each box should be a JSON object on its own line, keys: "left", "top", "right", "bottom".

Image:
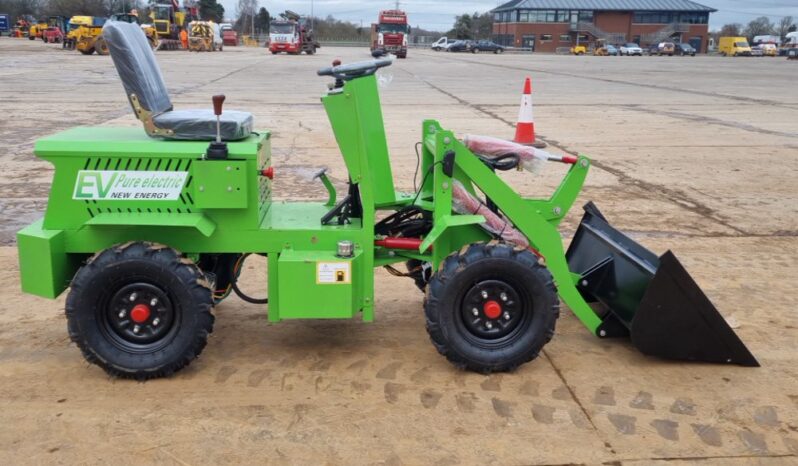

{"left": 316, "top": 262, "right": 351, "bottom": 284}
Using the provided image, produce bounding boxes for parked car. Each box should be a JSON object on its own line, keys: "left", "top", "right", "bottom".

{"left": 620, "top": 43, "right": 642, "bottom": 55}
{"left": 448, "top": 40, "right": 472, "bottom": 52}
{"left": 648, "top": 42, "right": 674, "bottom": 56}
{"left": 471, "top": 40, "right": 503, "bottom": 54}
{"left": 605, "top": 44, "right": 618, "bottom": 56}
{"left": 759, "top": 43, "right": 778, "bottom": 56}
{"left": 431, "top": 36, "right": 456, "bottom": 51}
{"left": 677, "top": 43, "right": 696, "bottom": 56}
{"left": 750, "top": 45, "right": 764, "bottom": 57}
{"left": 221, "top": 27, "right": 237, "bottom": 46}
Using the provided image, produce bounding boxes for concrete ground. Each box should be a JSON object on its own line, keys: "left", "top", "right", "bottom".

{"left": 0, "top": 39, "right": 797, "bottom": 465}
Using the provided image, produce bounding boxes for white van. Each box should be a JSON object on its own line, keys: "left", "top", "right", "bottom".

{"left": 211, "top": 22, "right": 223, "bottom": 51}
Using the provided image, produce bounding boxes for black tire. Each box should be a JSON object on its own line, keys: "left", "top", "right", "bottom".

{"left": 66, "top": 242, "right": 214, "bottom": 380}
{"left": 424, "top": 241, "right": 559, "bottom": 373}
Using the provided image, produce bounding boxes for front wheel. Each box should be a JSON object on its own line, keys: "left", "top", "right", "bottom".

{"left": 424, "top": 242, "right": 559, "bottom": 373}
{"left": 496, "top": 48, "right": 503, "bottom": 54}
{"left": 66, "top": 242, "right": 214, "bottom": 380}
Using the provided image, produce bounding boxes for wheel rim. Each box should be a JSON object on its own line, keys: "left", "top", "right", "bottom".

{"left": 101, "top": 282, "right": 178, "bottom": 351}
{"left": 458, "top": 279, "right": 528, "bottom": 345}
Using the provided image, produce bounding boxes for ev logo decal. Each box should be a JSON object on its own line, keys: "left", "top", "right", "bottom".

{"left": 73, "top": 171, "right": 188, "bottom": 201}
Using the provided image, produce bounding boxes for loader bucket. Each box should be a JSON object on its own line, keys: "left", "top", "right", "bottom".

{"left": 566, "top": 202, "right": 759, "bottom": 367}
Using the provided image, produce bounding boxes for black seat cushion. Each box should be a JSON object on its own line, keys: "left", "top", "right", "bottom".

{"left": 153, "top": 109, "right": 254, "bottom": 141}
{"left": 103, "top": 21, "right": 253, "bottom": 141}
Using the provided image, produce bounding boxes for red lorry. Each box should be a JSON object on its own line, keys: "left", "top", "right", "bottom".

{"left": 268, "top": 10, "right": 318, "bottom": 55}
{"left": 370, "top": 10, "right": 409, "bottom": 58}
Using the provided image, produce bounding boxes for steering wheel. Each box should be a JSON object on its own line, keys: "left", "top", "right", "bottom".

{"left": 317, "top": 58, "right": 393, "bottom": 81}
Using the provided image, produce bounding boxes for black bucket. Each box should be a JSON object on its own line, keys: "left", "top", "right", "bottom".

{"left": 566, "top": 202, "right": 758, "bottom": 367}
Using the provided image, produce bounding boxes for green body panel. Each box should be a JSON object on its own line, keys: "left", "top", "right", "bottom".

{"left": 17, "top": 220, "right": 80, "bottom": 298}
{"left": 322, "top": 77, "right": 396, "bottom": 207}
{"left": 18, "top": 72, "right": 602, "bottom": 334}
{"left": 276, "top": 249, "right": 363, "bottom": 320}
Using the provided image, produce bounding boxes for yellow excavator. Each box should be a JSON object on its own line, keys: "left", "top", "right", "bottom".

{"left": 149, "top": 1, "right": 196, "bottom": 50}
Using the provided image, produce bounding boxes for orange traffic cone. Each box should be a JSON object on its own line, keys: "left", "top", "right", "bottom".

{"left": 513, "top": 77, "right": 547, "bottom": 148}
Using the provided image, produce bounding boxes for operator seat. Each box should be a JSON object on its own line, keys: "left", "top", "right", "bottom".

{"left": 102, "top": 21, "right": 253, "bottom": 141}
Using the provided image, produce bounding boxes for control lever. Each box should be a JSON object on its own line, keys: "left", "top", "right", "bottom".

{"left": 206, "top": 94, "right": 228, "bottom": 160}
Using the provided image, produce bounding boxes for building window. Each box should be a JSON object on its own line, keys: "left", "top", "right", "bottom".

{"left": 578, "top": 10, "right": 593, "bottom": 22}
{"left": 559, "top": 34, "right": 571, "bottom": 42}
{"left": 494, "top": 12, "right": 502, "bottom": 22}
{"left": 679, "top": 12, "right": 708, "bottom": 24}
{"left": 527, "top": 9, "right": 569, "bottom": 23}
{"left": 541, "top": 34, "right": 552, "bottom": 41}
{"left": 633, "top": 11, "right": 675, "bottom": 24}
{"left": 519, "top": 11, "right": 529, "bottom": 22}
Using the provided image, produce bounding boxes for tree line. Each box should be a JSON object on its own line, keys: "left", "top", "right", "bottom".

{"left": 715, "top": 16, "right": 795, "bottom": 42}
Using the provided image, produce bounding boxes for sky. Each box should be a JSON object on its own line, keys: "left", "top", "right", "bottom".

{"left": 217, "top": 0, "right": 798, "bottom": 32}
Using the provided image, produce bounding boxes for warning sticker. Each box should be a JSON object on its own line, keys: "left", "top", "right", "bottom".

{"left": 317, "top": 262, "right": 351, "bottom": 284}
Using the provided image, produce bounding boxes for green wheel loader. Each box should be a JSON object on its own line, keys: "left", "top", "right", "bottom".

{"left": 17, "top": 22, "right": 757, "bottom": 380}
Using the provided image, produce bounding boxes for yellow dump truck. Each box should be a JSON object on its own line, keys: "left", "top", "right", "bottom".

{"left": 718, "top": 36, "right": 752, "bottom": 56}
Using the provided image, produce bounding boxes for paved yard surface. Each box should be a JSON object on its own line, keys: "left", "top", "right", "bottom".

{"left": 0, "top": 39, "right": 796, "bottom": 465}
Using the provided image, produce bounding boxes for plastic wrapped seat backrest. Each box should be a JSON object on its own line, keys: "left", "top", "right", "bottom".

{"left": 103, "top": 21, "right": 172, "bottom": 115}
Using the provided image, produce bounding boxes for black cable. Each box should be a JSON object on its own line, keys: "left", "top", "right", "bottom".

{"left": 230, "top": 254, "right": 269, "bottom": 304}
{"left": 411, "top": 160, "right": 442, "bottom": 207}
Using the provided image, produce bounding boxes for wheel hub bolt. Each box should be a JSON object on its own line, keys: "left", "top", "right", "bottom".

{"left": 485, "top": 321, "right": 493, "bottom": 329}
{"left": 472, "top": 308, "right": 479, "bottom": 316}
{"left": 118, "top": 310, "right": 126, "bottom": 318}
{"left": 481, "top": 290, "right": 488, "bottom": 299}
{"left": 150, "top": 298, "right": 158, "bottom": 306}
{"left": 133, "top": 325, "right": 141, "bottom": 334}
{"left": 504, "top": 312, "right": 511, "bottom": 320}
{"left": 129, "top": 292, "right": 138, "bottom": 302}
{"left": 152, "top": 318, "right": 160, "bottom": 327}
{"left": 500, "top": 292, "right": 507, "bottom": 302}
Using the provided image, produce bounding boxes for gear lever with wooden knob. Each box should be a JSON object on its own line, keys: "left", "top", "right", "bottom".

{"left": 206, "top": 94, "right": 228, "bottom": 159}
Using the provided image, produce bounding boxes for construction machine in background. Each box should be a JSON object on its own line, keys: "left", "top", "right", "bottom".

{"left": 149, "top": 0, "right": 198, "bottom": 50}
{"left": 42, "top": 16, "right": 68, "bottom": 43}
{"left": 269, "top": 10, "right": 318, "bottom": 55}
{"left": 370, "top": 10, "right": 409, "bottom": 58}
{"left": 10, "top": 16, "right": 33, "bottom": 38}
{"left": 110, "top": 13, "right": 159, "bottom": 50}
{"left": 593, "top": 38, "right": 609, "bottom": 56}
{"left": 28, "top": 19, "right": 49, "bottom": 40}
{"left": 63, "top": 16, "right": 109, "bottom": 55}
{"left": 188, "top": 21, "right": 214, "bottom": 52}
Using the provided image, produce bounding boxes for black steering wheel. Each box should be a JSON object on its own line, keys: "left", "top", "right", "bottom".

{"left": 317, "top": 58, "right": 393, "bottom": 81}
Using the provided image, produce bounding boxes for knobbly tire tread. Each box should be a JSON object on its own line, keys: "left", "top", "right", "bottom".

{"left": 66, "top": 242, "right": 214, "bottom": 380}
{"left": 423, "top": 241, "right": 559, "bottom": 373}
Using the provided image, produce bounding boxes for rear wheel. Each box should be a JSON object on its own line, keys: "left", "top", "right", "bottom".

{"left": 424, "top": 242, "right": 559, "bottom": 373}
{"left": 66, "top": 242, "right": 214, "bottom": 380}
{"left": 95, "top": 38, "right": 109, "bottom": 55}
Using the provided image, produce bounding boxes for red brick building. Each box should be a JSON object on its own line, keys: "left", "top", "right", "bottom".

{"left": 492, "top": 0, "right": 716, "bottom": 53}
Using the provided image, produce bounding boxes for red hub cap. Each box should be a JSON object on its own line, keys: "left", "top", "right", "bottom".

{"left": 483, "top": 300, "right": 502, "bottom": 320}
{"left": 130, "top": 304, "right": 151, "bottom": 323}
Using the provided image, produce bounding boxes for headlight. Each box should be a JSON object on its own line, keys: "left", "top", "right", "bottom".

{"left": 402, "top": 34, "right": 407, "bottom": 46}
{"left": 378, "top": 33, "right": 384, "bottom": 46}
